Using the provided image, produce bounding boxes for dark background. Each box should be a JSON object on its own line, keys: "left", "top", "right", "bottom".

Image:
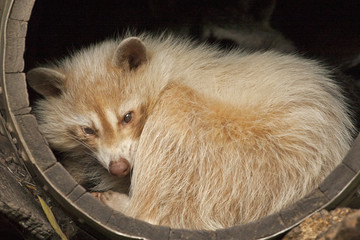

{"left": 25, "top": 0, "right": 360, "bottom": 74}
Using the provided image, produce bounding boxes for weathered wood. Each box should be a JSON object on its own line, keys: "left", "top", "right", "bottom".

{"left": 105, "top": 212, "right": 140, "bottom": 240}
{"left": 216, "top": 214, "right": 287, "bottom": 240}
{"left": 4, "top": 73, "right": 30, "bottom": 114}
{"left": 5, "top": 36, "right": 25, "bottom": 72}
{"left": 9, "top": 0, "right": 35, "bottom": 21}
{"left": 0, "top": 162, "right": 54, "bottom": 239}
{"left": 6, "top": 19, "right": 27, "bottom": 38}
{"left": 319, "top": 163, "right": 357, "bottom": 200}
{"left": 280, "top": 188, "right": 329, "bottom": 228}
{"left": 74, "top": 193, "right": 113, "bottom": 224}
{"left": 251, "top": 214, "right": 287, "bottom": 239}
{"left": 66, "top": 185, "right": 87, "bottom": 202}
{"left": 106, "top": 212, "right": 171, "bottom": 240}
{"left": 128, "top": 218, "right": 171, "bottom": 240}
{"left": 0, "top": 130, "right": 101, "bottom": 240}
{"left": 170, "top": 228, "right": 216, "bottom": 240}
{"left": 43, "top": 162, "right": 78, "bottom": 196}
{"left": 216, "top": 222, "right": 260, "bottom": 240}
{"left": 343, "top": 134, "right": 360, "bottom": 172}
{"left": 5, "top": 1, "right": 30, "bottom": 73}
{"left": 15, "top": 114, "right": 57, "bottom": 171}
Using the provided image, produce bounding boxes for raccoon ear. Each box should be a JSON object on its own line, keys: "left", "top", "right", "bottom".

{"left": 27, "top": 67, "right": 65, "bottom": 97}
{"left": 113, "top": 37, "right": 147, "bottom": 70}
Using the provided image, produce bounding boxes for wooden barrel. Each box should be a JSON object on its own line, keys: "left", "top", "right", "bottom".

{"left": 1, "top": 0, "right": 360, "bottom": 239}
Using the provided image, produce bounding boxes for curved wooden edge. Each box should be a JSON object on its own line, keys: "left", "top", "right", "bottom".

{"left": 322, "top": 134, "right": 360, "bottom": 209}
{"left": 2, "top": 1, "right": 360, "bottom": 240}
{"left": 342, "top": 133, "right": 360, "bottom": 173}
{"left": 5, "top": 0, "right": 35, "bottom": 73}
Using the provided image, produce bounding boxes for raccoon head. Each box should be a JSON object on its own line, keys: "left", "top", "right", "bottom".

{"left": 27, "top": 37, "right": 149, "bottom": 177}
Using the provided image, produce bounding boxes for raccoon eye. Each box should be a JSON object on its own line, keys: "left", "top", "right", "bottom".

{"left": 122, "top": 112, "right": 133, "bottom": 124}
{"left": 82, "top": 126, "right": 96, "bottom": 136}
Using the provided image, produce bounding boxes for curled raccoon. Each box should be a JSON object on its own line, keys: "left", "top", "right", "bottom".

{"left": 27, "top": 33, "right": 355, "bottom": 230}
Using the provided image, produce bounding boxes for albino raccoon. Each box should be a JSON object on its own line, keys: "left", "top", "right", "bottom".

{"left": 27, "top": 33, "right": 355, "bottom": 230}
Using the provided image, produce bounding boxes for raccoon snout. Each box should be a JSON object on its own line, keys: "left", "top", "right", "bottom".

{"left": 109, "top": 158, "right": 130, "bottom": 177}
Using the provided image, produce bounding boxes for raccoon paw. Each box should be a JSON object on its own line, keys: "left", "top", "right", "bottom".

{"left": 92, "top": 190, "right": 129, "bottom": 212}
{"left": 91, "top": 192, "right": 102, "bottom": 199}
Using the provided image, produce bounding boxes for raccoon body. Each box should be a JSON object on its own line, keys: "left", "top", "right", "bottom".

{"left": 27, "top": 34, "right": 355, "bottom": 230}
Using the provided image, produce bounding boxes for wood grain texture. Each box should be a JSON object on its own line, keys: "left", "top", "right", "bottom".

{"left": 107, "top": 211, "right": 171, "bottom": 240}
{"left": 319, "top": 163, "right": 357, "bottom": 200}
{"left": 170, "top": 228, "right": 216, "bottom": 240}
{"left": 66, "top": 184, "right": 87, "bottom": 202}
{"left": 6, "top": 19, "right": 27, "bottom": 38}
{"left": 15, "top": 114, "right": 57, "bottom": 171}
{"left": 43, "top": 162, "right": 78, "bottom": 196}
{"left": 4, "top": 73, "right": 30, "bottom": 113}
{"left": 5, "top": 36, "right": 25, "bottom": 72}
{"left": 9, "top": 0, "right": 35, "bottom": 21}
{"left": 279, "top": 189, "right": 329, "bottom": 229}
{"left": 216, "top": 221, "right": 259, "bottom": 240}
{"left": 74, "top": 193, "right": 113, "bottom": 224}
{"left": 0, "top": 162, "right": 54, "bottom": 239}
{"left": 343, "top": 134, "right": 360, "bottom": 172}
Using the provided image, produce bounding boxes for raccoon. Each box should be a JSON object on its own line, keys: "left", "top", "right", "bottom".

{"left": 27, "top": 33, "right": 355, "bottom": 230}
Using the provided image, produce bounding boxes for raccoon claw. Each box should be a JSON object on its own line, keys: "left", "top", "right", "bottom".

{"left": 91, "top": 191, "right": 113, "bottom": 202}
{"left": 91, "top": 192, "right": 102, "bottom": 199}
{"left": 91, "top": 191, "right": 117, "bottom": 204}
{"left": 92, "top": 191, "right": 129, "bottom": 212}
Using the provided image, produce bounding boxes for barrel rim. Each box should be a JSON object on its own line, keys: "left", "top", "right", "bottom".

{"left": 1, "top": 1, "right": 360, "bottom": 239}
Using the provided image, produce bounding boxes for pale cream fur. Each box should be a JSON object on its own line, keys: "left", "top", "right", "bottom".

{"left": 28, "top": 33, "right": 355, "bottom": 230}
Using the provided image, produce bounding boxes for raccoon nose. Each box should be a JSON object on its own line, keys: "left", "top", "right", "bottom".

{"left": 109, "top": 158, "right": 130, "bottom": 177}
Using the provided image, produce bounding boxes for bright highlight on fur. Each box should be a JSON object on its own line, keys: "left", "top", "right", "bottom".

{"left": 27, "top": 33, "right": 355, "bottom": 230}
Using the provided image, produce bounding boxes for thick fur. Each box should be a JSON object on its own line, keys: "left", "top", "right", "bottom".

{"left": 28, "top": 33, "right": 355, "bottom": 230}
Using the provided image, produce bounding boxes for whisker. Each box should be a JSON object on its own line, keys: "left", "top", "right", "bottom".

{"left": 62, "top": 131, "right": 97, "bottom": 156}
